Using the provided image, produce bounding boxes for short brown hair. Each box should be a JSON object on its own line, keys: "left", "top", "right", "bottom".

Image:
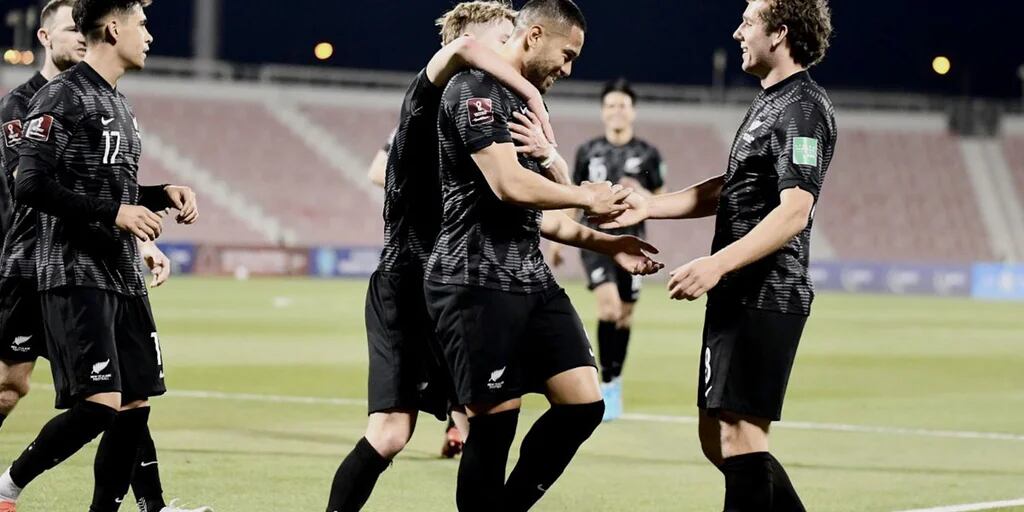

{"left": 756, "top": 0, "right": 832, "bottom": 67}
{"left": 436, "top": 1, "right": 517, "bottom": 45}
{"left": 40, "top": 0, "right": 76, "bottom": 28}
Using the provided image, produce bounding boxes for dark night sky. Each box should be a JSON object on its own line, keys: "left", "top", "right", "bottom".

{"left": 2, "top": 1, "right": 1019, "bottom": 98}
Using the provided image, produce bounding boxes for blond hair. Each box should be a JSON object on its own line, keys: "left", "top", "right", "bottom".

{"left": 436, "top": 1, "right": 517, "bottom": 45}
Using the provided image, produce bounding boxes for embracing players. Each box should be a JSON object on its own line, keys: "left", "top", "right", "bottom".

{"left": 599, "top": 0, "right": 836, "bottom": 509}
{"left": 327, "top": 2, "right": 564, "bottom": 511}
{"left": 426, "top": 1, "right": 664, "bottom": 510}
{"left": 549, "top": 78, "right": 666, "bottom": 421}
{"left": 0, "top": 1, "right": 205, "bottom": 511}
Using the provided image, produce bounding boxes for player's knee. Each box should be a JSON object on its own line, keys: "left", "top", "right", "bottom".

{"left": 366, "top": 415, "right": 414, "bottom": 458}
{"left": 0, "top": 377, "right": 30, "bottom": 400}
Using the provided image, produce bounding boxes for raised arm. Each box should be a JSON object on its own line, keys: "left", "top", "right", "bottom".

{"left": 427, "top": 36, "right": 554, "bottom": 144}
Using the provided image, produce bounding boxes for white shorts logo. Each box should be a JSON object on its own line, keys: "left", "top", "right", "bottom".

{"left": 488, "top": 367, "right": 507, "bottom": 390}
{"left": 91, "top": 359, "right": 113, "bottom": 382}
{"left": 590, "top": 267, "right": 607, "bottom": 284}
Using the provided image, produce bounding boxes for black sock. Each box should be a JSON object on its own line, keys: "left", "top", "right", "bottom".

{"left": 504, "top": 401, "right": 604, "bottom": 512}
{"left": 456, "top": 409, "right": 519, "bottom": 511}
{"left": 131, "top": 423, "right": 166, "bottom": 512}
{"left": 91, "top": 408, "right": 151, "bottom": 512}
{"left": 0, "top": 413, "right": 6, "bottom": 430}
{"left": 768, "top": 454, "right": 805, "bottom": 512}
{"left": 721, "top": 452, "right": 774, "bottom": 512}
{"left": 597, "top": 320, "right": 618, "bottom": 383}
{"left": 613, "top": 327, "right": 632, "bottom": 380}
{"left": 9, "top": 401, "right": 117, "bottom": 488}
{"left": 326, "top": 437, "right": 391, "bottom": 512}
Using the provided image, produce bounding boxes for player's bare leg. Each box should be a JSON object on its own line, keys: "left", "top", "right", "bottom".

{"left": 503, "top": 367, "right": 605, "bottom": 511}
{"left": 0, "top": 361, "right": 33, "bottom": 428}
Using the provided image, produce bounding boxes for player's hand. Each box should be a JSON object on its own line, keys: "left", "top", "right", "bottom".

{"left": 139, "top": 241, "right": 171, "bottom": 287}
{"left": 510, "top": 111, "right": 555, "bottom": 161}
{"left": 580, "top": 181, "right": 632, "bottom": 217}
{"left": 115, "top": 205, "right": 162, "bottom": 242}
{"left": 668, "top": 256, "right": 726, "bottom": 301}
{"left": 548, "top": 244, "right": 564, "bottom": 268}
{"left": 164, "top": 185, "right": 199, "bottom": 225}
{"left": 524, "top": 96, "right": 556, "bottom": 147}
{"left": 607, "top": 235, "right": 663, "bottom": 275}
{"left": 593, "top": 192, "right": 650, "bottom": 229}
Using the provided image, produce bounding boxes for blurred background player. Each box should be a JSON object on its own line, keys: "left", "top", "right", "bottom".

{"left": 328, "top": 3, "right": 561, "bottom": 510}
{"left": 549, "top": 78, "right": 666, "bottom": 421}
{"left": 599, "top": 0, "right": 836, "bottom": 509}
{"left": 0, "top": 1, "right": 203, "bottom": 511}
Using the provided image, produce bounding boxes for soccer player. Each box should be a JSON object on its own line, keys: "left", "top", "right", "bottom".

{"left": 327, "top": 2, "right": 561, "bottom": 510}
{"left": 0, "top": 1, "right": 201, "bottom": 511}
{"left": 0, "top": 4, "right": 208, "bottom": 512}
{"left": 598, "top": 1, "right": 836, "bottom": 509}
{"left": 426, "top": 1, "right": 663, "bottom": 510}
{"left": 549, "top": 78, "right": 666, "bottom": 422}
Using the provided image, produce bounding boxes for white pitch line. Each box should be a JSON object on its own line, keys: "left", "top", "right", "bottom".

{"left": 36, "top": 384, "right": 1024, "bottom": 444}
{"left": 894, "top": 498, "right": 1024, "bottom": 512}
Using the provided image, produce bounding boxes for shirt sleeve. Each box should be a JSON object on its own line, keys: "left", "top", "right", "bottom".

{"left": 443, "top": 72, "right": 513, "bottom": 154}
{"left": 15, "top": 83, "right": 120, "bottom": 224}
{"left": 773, "top": 100, "right": 829, "bottom": 199}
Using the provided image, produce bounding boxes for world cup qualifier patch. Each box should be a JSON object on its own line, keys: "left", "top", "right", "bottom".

{"left": 467, "top": 98, "right": 494, "bottom": 126}
{"left": 25, "top": 115, "right": 55, "bottom": 142}
{"left": 792, "top": 137, "right": 818, "bottom": 166}
{"left": 2, "top": 120, "right": 22, "bottom": 148}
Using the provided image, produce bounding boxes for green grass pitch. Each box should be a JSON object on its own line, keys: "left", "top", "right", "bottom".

{"left": 1, "top": 277, "right": 1022, "bottom": 511}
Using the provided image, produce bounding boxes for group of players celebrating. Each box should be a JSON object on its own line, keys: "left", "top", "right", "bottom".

{"left": 0, "top": 0, "right": 836, "bottom": 510}
{"left": 336, "top": 0, "right": 836, "bottom": 511}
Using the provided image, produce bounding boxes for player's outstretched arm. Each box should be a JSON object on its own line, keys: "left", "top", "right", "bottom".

{"left": 598, "top": 174, "right": 724, "bottom": 230}
{"left": 540, "top": 210, "right": 663, "bottom": 275}
{"left": 667, "top": 186, "right": 814, "bottom": 301}
{"left": 427, "top": 36, "right": 554, "bottom": 145}
{"left": 138, "top": 239, "right": 171, "bottom": 287}
{"left": 472, "top": 142, "right": 631, "bottom": 214}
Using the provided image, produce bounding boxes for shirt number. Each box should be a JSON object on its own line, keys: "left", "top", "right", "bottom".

{"left": 102, "top": 130, "right": 122, "bottom": 164}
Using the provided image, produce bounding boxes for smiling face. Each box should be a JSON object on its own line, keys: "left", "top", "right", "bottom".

{"left": 521, "top": 22, "right": 584, "bottom": 94}
{"left": 601, "top": 91, "right": 635, "bottom": 133}
{"left": 733, "top": 0, "right": 777, "bottom": 79}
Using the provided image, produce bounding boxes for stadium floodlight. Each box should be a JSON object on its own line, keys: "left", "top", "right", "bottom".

{"left": 3, "top": 49, "right": 19, "bottom": 65}
{"left": 315, "top": 42, "right": 335, "bottom": 61}
{"left": 19, "top": 50, "right": 34, "bottom": 66}
{"left": 932, "top": 56, "right": 951, "bottom": 76}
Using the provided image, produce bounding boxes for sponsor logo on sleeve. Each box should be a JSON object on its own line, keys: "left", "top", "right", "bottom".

{"left": 793, "top": 137, "right": 819, "bottom": 166}
{"left": 25, "top": 115, "right": 55, "bottom": 142}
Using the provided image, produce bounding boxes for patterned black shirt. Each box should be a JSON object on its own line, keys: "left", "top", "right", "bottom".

{"left": 378, "top": 69, "right": 443, "bottom": 275}
{"left": 573, "top": 136, "right": 665, "bottom": 238}
{"left": 709, "top": 71, "right": 837, "bottom": 316}
{"left": 427, "top": 70, "right": 556, "bottom": 293}
{"left": 0, "top": 72, "right": 47, "bottom": 280}
{"left": 18, "top": 63, "right": 154, "bottom": 296}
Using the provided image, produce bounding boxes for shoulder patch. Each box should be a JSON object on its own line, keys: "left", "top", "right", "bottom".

{"left": 792, "top": 137, "right": 818, "bottom": 166}
{"left": 467, "top": 98, "right": 494, "bottom": 126}
{"left": 2, "top": 120, "right": 23, "bottom": 148}
{"left": 25, "top": 115, "right": 55, "bottom": 142}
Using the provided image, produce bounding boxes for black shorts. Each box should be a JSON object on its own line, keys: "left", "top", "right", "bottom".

{"left": 697, "top": 302, "right": 807, "bottom": 421}
{"left": 425, "top": 282, "right": 597, "bottom": 406}
{"left": 582, "top": 250, "right": 641, "bottom": 303}
{"left": 365, "top": 271, "right": 453, "bottom": 421}
{"left": 0, "top": 277, "right": 47, "bottom": 362}
{"left": 41, "top": 287, "right": 166, "bottom": 409}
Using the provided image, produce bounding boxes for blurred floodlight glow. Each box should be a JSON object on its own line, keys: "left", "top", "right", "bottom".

{"left": 314, "top": 42, "right": 334, "bottom": 61}
{"left": 932, "top": 56, "right": 951, "bottom": 75}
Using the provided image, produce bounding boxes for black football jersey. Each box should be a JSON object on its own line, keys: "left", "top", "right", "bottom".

{"left": 378, "top": 69, "right": 443, "bottom": 275}
{"left": 0, "top": 72, "right": 47, "bottom": 280}
{"left": 709, "top": 71, "right": 837, "bottom": 316}
{"left": 426, "top": 69, "right": 556, "bottom": 293}
{"left": 572, "top": 136, "right": 665, "bottom": 238}
{"left": 18, "top": 63, "right": 151, "bottom": 296}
